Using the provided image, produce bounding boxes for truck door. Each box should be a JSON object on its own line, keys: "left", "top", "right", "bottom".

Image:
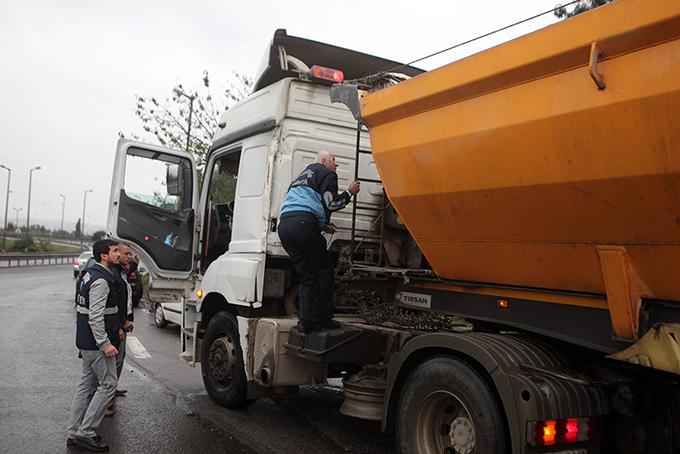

{"left": 108, "top": 139, "right": 199, "bottom": 280}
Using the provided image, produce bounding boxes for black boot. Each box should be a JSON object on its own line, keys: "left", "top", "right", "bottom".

{"left": 296, "top": 321, "right": 318, "bottom": 334}
{"left": 317, "top": 319, "right": 341, "bottom": 330}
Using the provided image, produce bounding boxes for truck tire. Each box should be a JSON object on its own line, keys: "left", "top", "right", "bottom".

{"left": 201, "top": 311, "right": 254, "bottom": 409}
{"left": 396, "top": 356, "right": 506, "bottom": 454}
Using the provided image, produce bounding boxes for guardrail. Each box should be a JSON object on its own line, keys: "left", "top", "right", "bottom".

{"left": 0, "top": 252, "right": 78, "bottom": 268}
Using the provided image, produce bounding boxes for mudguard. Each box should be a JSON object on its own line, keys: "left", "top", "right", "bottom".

{"left": 384, "top": 332, "right": 608, "bottom": 453}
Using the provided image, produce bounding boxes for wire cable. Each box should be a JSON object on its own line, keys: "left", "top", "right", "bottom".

{"left": 385, "top": 0, "right": 583, "bottom": 73}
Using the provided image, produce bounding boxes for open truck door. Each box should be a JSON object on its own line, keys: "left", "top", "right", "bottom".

{"left": 108, "top": 139, "right": 199, "bottom": 280}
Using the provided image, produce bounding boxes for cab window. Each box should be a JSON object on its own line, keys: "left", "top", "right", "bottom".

{"left": 201, "top": 152, "right": 240, "bottom": 271}
{"left": 124, "top": 149, "right": 191, "bottom": 212}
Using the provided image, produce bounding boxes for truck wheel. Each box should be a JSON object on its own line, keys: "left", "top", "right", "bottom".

{"left": 396, "top": 356, "right": 506, "bottom": 454}
{"left": 201, "top": 311, "right": 253, "bottom": 409}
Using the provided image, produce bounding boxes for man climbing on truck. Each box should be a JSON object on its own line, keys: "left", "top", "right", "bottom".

{"left": 278, "top": 151, "right": 360, "bottom": 333}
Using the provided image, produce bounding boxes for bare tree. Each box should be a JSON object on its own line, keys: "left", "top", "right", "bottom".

{"left": 123, "top": 71, "right": 253, "bottom": 171}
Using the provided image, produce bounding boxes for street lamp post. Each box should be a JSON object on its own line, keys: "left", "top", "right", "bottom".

{"left": 80, "top": 189, "right": 92, "bottom": 251}
{"left": 59, "top": 193, "right": 66, "bottom": 232}
{"left": 12, "top": 207, "right": 22, "bottom": 228}
{"left": 173, "top": 86, "right": 195, "bottom": 152}
{"left": 25, "top": 166, "right": 41, "bottom": 242}
{"left": 0, "top": 164, "right": 10, "bottom": 250}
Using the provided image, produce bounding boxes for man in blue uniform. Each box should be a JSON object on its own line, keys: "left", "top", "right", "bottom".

{"left": 66, "top": 239, "right": 121, "bottom": 452}
{"left": 279, "top": 151, "right": 360, "bottom": 333}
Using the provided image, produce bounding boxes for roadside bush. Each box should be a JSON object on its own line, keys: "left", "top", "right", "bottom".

{"left": 9, "top": 239, "right": 51, "bottom": 252}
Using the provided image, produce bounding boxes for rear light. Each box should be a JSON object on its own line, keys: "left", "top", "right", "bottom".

{"left": 527, "top": 417, "right": 599, "bottom": 447}
{"left": 310, "top": 65, "right": 344, "bottom": 83}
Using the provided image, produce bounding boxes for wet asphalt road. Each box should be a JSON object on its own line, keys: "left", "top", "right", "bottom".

{"left": 0, "top": 265, "right": 395, "bottom": 454}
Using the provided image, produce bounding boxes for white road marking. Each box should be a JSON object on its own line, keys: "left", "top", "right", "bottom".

{"left": 126, "top": 336, "right": 152, "bottom": 359}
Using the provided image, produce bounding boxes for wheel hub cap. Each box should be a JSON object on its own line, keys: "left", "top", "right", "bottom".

{"left": 416, "top": 390, "right": 477, "bottom": 454}
{"left": 450, "top": 416, "right": 476, "bottom": 454}
{"left": 208, "top": 336, "right": 236, "bottom": 382}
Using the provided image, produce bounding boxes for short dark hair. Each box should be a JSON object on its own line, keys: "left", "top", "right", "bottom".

{"left": 92, "top": 239, "right": 119, "bottom": 263}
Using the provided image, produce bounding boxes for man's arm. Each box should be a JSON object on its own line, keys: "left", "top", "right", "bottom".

{"left": 125, "top": 279, "right": 134, "bottom": 328}
{"left": 122, "top": 275, "right": 134, "bottom": 323}
{"left": 88, "top": 279, "right": 114, "bottom": 352}
{"left": 321, "top": 173, "right": 354, "bottom": 213}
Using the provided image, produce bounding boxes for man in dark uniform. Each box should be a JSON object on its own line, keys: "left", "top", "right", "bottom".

{"left": 110, "top": 243, "right": 135, "bottom": 410}
{"left": 66, "top": 239, "right": 121, "bottom": 452}
{"left": 278, "top": 151, "right": 360, "bottom": 333}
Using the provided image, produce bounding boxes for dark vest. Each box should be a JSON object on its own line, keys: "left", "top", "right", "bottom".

{"left": 112, "top": 265, "right": 129, "bottom": 324}
{"left": 76, "top": 264, "right": 121, "bottom": 350}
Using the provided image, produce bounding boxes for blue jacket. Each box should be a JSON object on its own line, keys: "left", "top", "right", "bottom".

{"left": 280, "top": 163, "right": 351, "bottom": 229}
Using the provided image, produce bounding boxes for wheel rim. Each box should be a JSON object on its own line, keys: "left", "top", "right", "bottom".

{"left": 416, "top": 390, "right": 476, "bottom": 454}
{"left": 155, "top": 305, "right": 164, "bottom": 325}
{"left": 208, "top": 335, "right": 237, "bottom": 386}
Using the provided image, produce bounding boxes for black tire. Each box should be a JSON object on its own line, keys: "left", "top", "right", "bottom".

{"left": 396, "top": 356, "right": 506, "bottom": 454}
{"left": 154, "top": 303, "right": 168, "bottom": 328}
{"left": 200, "top": 311, "right": 254, "bottom": 409}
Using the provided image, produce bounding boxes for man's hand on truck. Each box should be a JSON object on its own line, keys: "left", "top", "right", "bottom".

{"left": 348, "top": 180, "right": 360, "bottom": 195}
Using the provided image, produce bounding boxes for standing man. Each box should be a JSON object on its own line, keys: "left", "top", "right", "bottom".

{"left": 67, "top": 239, "right": 121, "bottom": 452}
{"left": 278, "top": 151, "right": 360, "bottom": 333}
{"left": 128, "top": 254, "right": 143, "bottom": 308}
{"left": 111, "top": 243, "right": 135, "bottom": 406}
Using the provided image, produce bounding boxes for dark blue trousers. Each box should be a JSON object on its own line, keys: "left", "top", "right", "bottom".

{"left": 278, "top": 212, "right": 334, "bottom": 324}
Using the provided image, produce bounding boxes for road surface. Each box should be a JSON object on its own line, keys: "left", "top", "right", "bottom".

{"left": 0, "top": 265, "right": 394, "bottom": 453}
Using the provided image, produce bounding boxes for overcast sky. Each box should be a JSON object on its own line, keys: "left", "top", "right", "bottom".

{"left": 0, "top": 0, "right": 558, "bottom": 233}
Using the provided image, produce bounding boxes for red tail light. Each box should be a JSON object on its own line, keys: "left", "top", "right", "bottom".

{"left": 528, "top": 417, "right": 599, "bottom": 447}
{"left": 310, "top": 65, "right": 344, "bottom": 83}
{"left": 564, "top": 418, "right": 580, "bottom": 443}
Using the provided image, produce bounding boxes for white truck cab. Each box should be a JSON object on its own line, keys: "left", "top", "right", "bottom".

{"left": 107, "top": 29, "right": 422, "bottom": 407}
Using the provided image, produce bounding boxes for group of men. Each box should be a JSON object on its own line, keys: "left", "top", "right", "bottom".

{"left": 67, "top": 239, "right": 136, "bottom": 452}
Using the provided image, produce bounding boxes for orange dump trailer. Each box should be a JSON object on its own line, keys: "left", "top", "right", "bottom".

{"left": 334, "top": 0, "right": 680, "bottom": 368}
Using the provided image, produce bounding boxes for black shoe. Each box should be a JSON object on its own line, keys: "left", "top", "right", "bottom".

{"left": 114, "top": 388, "right": 127, "bottom": 397}
{"left": 67, "top": 435, "right": 101, "bottom": 447}
{"left": 73, "top": 435, "right": 108, "bottom": 452}
{"left": 296, "top": 321, "right": 319, "bottom": 334}
{"left": 317, "top": 319, "right": 342, "bottom": 330}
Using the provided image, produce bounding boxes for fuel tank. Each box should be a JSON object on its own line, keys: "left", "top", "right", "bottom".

{"left": 360, "top": 0, "right": 680, "bottom": 303}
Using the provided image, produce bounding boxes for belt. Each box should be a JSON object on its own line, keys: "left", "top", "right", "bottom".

{"left": 280, "top": 211, "right": 317, "bottom": 222}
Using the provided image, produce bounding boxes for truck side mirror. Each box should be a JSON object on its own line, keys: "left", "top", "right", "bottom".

{"left": 166, "top": 163, "right": 183, "bottom": 196}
